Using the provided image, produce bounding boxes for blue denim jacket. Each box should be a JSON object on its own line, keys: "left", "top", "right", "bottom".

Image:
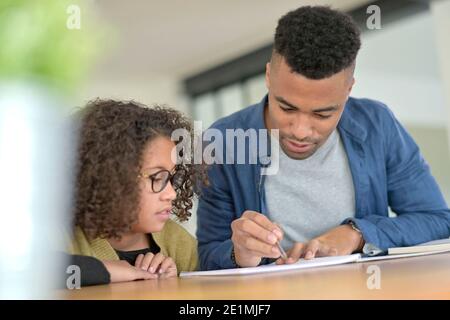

{"left": 197, "top": 95, "right": 450, "bottom": 270}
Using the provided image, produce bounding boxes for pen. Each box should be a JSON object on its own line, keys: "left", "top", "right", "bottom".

{"left": 276, "top": 241, "right": 288, "bottom": 260}
{"left": 272, "top": 222, "right": 288, "bottom": 260}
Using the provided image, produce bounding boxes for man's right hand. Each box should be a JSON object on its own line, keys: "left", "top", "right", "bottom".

{"left": 102, "top": 260, "right": 158, "bottom": 283}
{"left": 231, "top": 210, "right": 283, "bottom": 267}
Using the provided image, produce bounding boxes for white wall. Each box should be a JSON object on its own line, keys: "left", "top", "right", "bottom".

{"left": 352, "top": 10, "right": 447, "bottom": 127}
{"left": 75, "top": 73, "right": 189, "bottom": 114}
{"left": 351, "top": 9, "right": 450, "bottom": 203}
{"left": 431, "top": 0, "right": 450, "bottom": 148}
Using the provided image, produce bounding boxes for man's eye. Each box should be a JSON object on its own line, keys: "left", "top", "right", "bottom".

{"left": 316, "top": 113, "right": 332, "bottom": 119}
{"left": 279, "top": 105, "right": 295, "bottom": 112}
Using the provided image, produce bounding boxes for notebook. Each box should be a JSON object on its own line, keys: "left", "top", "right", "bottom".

{"left": 387, "top": 238, "right": 450, "bottom": 255}
{"left": 180, "top": 238, "right": 450, "bottom": 278}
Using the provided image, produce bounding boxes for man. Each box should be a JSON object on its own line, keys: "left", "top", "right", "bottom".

{"left": 196, "top": 6, "right": 450, "bottom": 270}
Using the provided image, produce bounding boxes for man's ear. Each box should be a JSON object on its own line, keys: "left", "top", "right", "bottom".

{"left": 348, "top": 77, "right": 355, "bottom": 93}
{"left": 265, "top": 62, "right": 271, "bottom": 90}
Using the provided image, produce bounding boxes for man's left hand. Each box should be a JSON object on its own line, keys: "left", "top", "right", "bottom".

{"left": 275, "top": 224, "right": 364, "bottom": 264}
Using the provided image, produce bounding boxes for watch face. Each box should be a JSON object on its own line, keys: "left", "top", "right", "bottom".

{"left": 349, "top": 221, "right": 361, "bottom": 233}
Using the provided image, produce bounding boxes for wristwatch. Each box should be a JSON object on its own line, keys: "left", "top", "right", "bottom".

{"left": 348, "top": 220, "right": 365, "bottom": 252}
{"left": 348, "top": 220, "right": 362, "bottom": 234}
{"left": 230, "top": 245, "right": 241, "bottom": 268}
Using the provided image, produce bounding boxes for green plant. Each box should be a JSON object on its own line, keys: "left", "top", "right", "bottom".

{"left": 0, "top": 0, "right": 107, "bottom": 93}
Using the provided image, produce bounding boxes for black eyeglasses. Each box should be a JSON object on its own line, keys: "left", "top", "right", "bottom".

{"left": 139, "top": 169, "right": 184, "bottom": 193}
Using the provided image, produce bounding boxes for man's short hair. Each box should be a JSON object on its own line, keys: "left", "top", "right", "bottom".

{"left": 274, "top": 6, "right": 361, "bottom": 79}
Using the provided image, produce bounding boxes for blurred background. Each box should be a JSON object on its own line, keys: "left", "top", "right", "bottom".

{"left": 0, "top": 0, "right": 449, "bottom": 297}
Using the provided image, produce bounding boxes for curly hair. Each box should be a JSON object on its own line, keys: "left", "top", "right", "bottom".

{"left": 73, "top": 99, "right": 207, "bottom": 240}
{"left": 274, "top": 6, "right": 361, "bottom": 79}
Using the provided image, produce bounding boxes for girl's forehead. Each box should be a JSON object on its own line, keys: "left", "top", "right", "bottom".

{"left": 141, "top": 137, "right": 176, "bottom": 170}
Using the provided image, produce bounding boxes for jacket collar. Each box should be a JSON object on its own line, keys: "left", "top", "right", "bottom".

{"left": 338, "top": 97, "right": 368, "bottom": 143}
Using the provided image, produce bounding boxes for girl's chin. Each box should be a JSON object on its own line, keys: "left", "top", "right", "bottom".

{"left": 149, "top": 224, "right": 165, "bottom": 233}
{"left": 150, "top": 220, "right": 169, "bottom": 232}
{"left": 132, "top": 222, "right": 166, "bottom": 234}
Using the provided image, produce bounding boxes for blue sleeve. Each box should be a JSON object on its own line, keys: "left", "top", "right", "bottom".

{"left": 196, "top": 163, "right": 238, "bottom": 270}
{"left": 345, "top": 110, "right": 450, "bottom": 249}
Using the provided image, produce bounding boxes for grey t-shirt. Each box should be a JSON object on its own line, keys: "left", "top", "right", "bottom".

{"left": 265, "top": 130, "right": 356, "bottom": 250}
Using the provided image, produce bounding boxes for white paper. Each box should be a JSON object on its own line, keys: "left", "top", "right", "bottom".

{"left": 180, "top": 254, "right": 361, "bottom": 278}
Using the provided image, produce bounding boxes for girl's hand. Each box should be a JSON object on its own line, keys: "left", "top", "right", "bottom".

{"left": 102, "top": 260, "right": 158, "bottom": 283}
{"left": 134, "top": 252, "right": 177, "bottom": 279}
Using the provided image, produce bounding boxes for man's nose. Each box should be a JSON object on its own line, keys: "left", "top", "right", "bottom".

{"left": 291, "top": 114, "right": 313, "bottom": 140}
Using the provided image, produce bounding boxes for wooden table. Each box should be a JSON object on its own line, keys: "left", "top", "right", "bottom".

{"left": 60, "top": 252, "right": 450, "bottom": 299}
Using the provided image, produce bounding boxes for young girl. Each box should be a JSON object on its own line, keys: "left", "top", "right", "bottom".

{"left": 66, "top": 99, "right": 206, "bottom": 286}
